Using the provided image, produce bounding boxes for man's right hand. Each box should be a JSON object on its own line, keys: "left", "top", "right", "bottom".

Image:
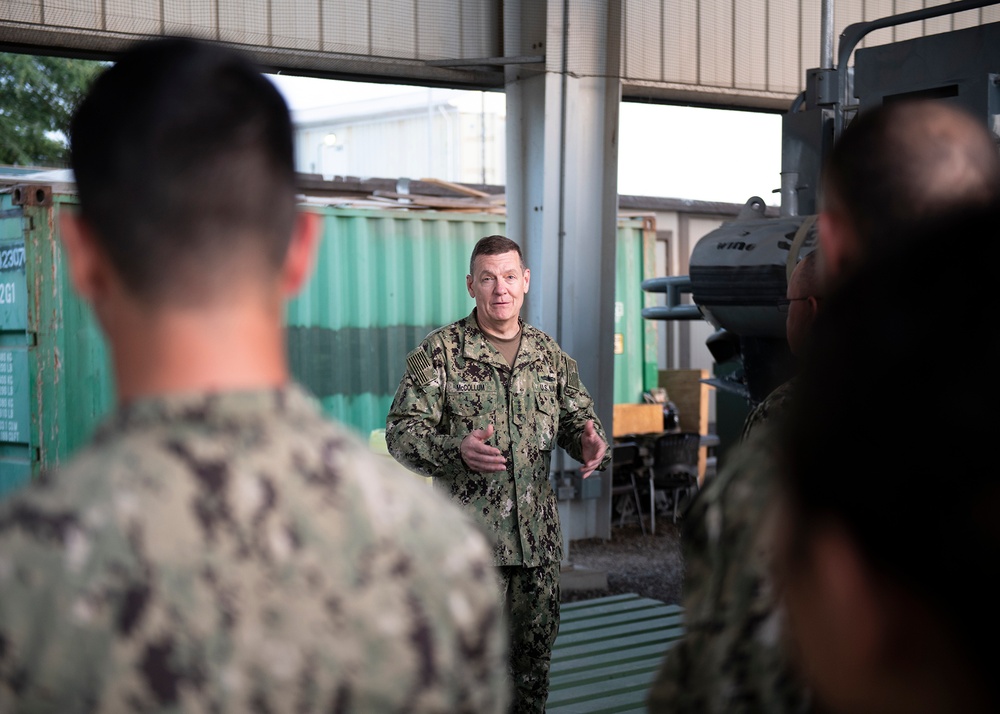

{"left": 461, "top": 424, "right": 507, "bottom": 473}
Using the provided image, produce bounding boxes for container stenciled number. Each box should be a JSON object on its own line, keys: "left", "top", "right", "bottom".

{"left": 0, "top": 282, "right": 15, "bottom": 304}
{"left": 0, "top": 245, "right": 26, "bottom": 271}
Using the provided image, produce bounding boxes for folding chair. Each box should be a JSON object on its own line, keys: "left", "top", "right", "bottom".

{"left": 611, "top": 441, "right": 647, "bottom": 535}
{"left": 649, "top": 432, "right": 701, "bottom": 531}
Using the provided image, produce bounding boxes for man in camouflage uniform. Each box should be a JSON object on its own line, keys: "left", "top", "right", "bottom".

{"left": 386, "top": 234, "right": 611, "bottom": 714}
{"left": 0, "top": 38, "right": 509, "bottom": 713}
{"left": 646, "top": 99, "right": 1000, "bottom": 714}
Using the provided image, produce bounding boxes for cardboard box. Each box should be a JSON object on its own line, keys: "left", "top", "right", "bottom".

{"left": 660, "top": 369, "right": 712, "bottom": 485}
{"left": 659, "top": 369, "right": 710, "bottom": 435}
{"left": 613, "top": 403, "right": 664, "bottom": 437}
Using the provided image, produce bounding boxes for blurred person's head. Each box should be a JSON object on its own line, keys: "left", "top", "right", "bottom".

{"left": 783, "top": 250, "right": 821, "bottom": 358}
{"left": 775, "top": 205, "right": 1000, "bottom": 714}
{"left": 66, "top": 36, "right": 313, "bottom": 310}
{"left": 61, "top": 37, "right": 319, "bottom": 399}
{"left": 818, "top": 99, "right": 1000, "bottom": 286}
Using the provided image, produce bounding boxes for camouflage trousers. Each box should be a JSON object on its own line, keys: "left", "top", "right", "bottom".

{"left": 497, "top": 561, "right": 561, "bottom": 714}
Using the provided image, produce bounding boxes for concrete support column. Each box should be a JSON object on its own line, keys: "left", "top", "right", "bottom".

{"left": 505, "top": 0, "right": 623, "bottom": 547}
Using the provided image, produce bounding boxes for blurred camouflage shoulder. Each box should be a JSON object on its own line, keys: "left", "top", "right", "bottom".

{"left": 0, "top": 384, "right": 508, "bottom": 714}
{"left": 740, "top": 377, "right": 797, "bottom": 444}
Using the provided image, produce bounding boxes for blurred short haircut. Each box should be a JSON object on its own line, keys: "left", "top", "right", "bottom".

{"left": 821, "top": 99, "right": 1000, "bottom": 267}
{"left": 70, "top": 37, "right": 297, "bottom": 304}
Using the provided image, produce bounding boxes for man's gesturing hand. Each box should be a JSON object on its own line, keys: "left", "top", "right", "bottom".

{"left": 579, "top": 419, "right": 607, "bottom": 478}
{"left": 461, "top": 424, "right": 508, "bottom": 473}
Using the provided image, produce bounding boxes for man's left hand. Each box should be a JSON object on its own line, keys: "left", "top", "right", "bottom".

{"left": 579, "top": 419, "right": 607, "bottom": 479}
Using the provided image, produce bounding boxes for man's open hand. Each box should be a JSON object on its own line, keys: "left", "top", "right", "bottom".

{"left": 461, "top": 424, "right": 508, "bottom": 473}
{"left": 579, "top": 420, "right": 606, "bottom": 478}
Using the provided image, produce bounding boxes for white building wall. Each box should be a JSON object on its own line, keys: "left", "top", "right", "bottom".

{"left": 297, "top": 111, "right": 458, "bottom": 180}
{"left": 457, "top": 109, "right": 506, "bottom": 185}
{"left": 294, "top": 92, "right": 506, "bottom": 184}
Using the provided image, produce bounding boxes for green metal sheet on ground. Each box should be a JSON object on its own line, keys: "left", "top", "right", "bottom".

{"left": 548, "top": 593, "right": 685, "bottom": 714}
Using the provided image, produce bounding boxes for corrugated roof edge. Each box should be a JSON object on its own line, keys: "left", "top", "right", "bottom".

{"left": 0, "top": 167, "right": 780, "bottom": 217}
{"left": 296, "top": 174, "right": 781, "bottom": 217}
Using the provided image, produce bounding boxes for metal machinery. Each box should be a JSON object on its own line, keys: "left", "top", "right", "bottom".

{"left": 642, "top": 0, "right": 1000, "bottom": 424}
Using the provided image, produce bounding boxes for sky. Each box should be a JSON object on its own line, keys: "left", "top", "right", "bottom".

{"left": 268, "top": 73, "right": 784, "bottom": 206}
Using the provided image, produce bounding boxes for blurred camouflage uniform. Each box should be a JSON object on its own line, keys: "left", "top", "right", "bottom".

{"left": 386, "top": 311, "right": 611, "bottom": 713}
{"left": 739, "top": 377, "right": 796, "bottom": 443}
{"left": 0, "top": 384, "right": 509, "bottom": 714}
{"left": 645, "top": 422, "right": 811, "bottom": 714}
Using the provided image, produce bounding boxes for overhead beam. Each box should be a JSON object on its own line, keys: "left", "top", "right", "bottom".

{"left": 7, "top": 1, "right": 996, "bottom": 114}
{"left": 0, "top": 23, "right": 504, "bottom": 89}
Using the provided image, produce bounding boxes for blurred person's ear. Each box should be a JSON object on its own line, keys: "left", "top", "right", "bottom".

{"left": 801, "top": 294, "right": 821, "bottom": 331}
{"left": 817, "top": 209, "right": 860, "bottom": 288}
{"left": 281, "top": 209, "right": 321, "bottom": 297}
{"left": 808, "top": 526, "right": 885, "bottom": 663}
{"left": 59, "top": 210, "right": 118, "bottom": 306}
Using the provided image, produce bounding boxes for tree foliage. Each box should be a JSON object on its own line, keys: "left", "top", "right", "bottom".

{"left": 0, "top": 53, "right": 105, "bottom": 168}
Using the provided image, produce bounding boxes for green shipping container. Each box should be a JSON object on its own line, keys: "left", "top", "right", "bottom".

{"left": 287, "top": 205, "right": 659, "bottom": 436}
{"left": 0, "top": 184, "right": 658, "bottom": 493}
{"left": 0, "top": 185, "right": 115, "bottom": 496}
{"left": 612, "top": 215, "right": 659, "bottom": 405}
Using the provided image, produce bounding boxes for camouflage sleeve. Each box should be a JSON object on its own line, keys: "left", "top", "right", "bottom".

{"left": 385, "top": 343, "right": 466, "bottom": 478}
{"left": 554, "top": 353, "right": 612, "bottom": 471}
{"left": 645, "top": 473, "right": 721, "bottom": 713}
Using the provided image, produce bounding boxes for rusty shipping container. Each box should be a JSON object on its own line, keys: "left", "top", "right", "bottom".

{"left": 0, "top": 184, "right": 115, "bottom": 495}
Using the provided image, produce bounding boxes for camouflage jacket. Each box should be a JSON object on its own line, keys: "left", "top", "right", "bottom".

{"left": 385, "top": 312, "right": 611, "bottom": 568}
{"left": 740, "top": 377, "right": 796, "bottom": 443}
{"left": 645, "top": 423, "right": 811, "bottom": 714}
{"left": 0, "top": 384, "right": 509, "bottom": 714}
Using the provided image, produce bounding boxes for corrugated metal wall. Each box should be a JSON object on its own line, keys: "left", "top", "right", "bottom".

{"left": 4, "top": 1, "right": 997, "bottom": 110}
{"left": 286, "top": 208, "right": 506, "bottom": 436}
{"left": 0, "top": 0, "right": 503, "bottom": 59}
{"left": 0, "top": 190, "right": 658, "bottom": 493}
{"left": 613, "top": 215, "right": 659, "bottom": 403}
{"left": 620, "top": 0, "right": 1000, "bottom": 108}
{"left": 287, "top": 206, "right": 658, "bottom": 438}
{"left": 0, "top": 0, "right": 503, "bottom": 88}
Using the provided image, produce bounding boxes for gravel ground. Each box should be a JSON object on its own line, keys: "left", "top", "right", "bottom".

{"left": 561, "top": 519, "right": 686, "bottom": 605}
